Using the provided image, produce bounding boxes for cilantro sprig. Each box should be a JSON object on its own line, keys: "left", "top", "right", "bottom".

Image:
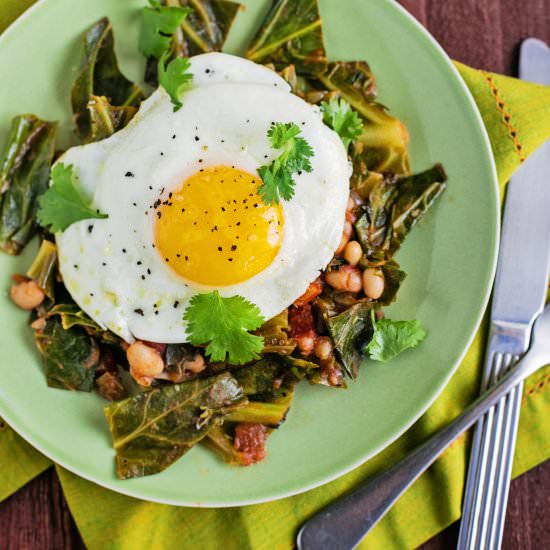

{"left": 158, "top": 51, "right": 194, "bottom": 111}
{"left": 139, "top": 0, "right": 192, "bottom": 59}
{"left": 365, "top": 311, "right": 427, "bottom": 362}
{"left": 258, "top": 122, "right": 314, "bottom": 205}
{"left": 321, "top": 98, "right": 363, "bottom": 151}
{"left": 37, "top": 164, "right": 108, "bottom": 233}
{"left": 184, "top": 291, "right": 265, "bottom": 365}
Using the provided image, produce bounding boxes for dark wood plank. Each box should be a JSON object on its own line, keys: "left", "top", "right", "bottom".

{"left": 0, "top": 1, "right": 549, "bottom": 549}
{"left": 0, "top": 469, "right": 84, "bottom": 550}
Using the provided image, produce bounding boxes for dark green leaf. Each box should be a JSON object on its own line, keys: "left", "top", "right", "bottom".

{"left": 87, "top": 95, "right": 139, "bottom": 142}
{"left": 246, "top": 0, "right": 327, "bottom": 77}
{"left": 354, "top": 164, "right": 447, "bottom": 261}
{"left": 37, "top": 164, "right": 108, "bottom": 233}
{"left": 379, "top": 260, "right": 406, "bottom": 306}
{"left": 26, "top": 239, "right": 57, "bottom": 300}
{"left": 72, "top": 17, "right": 143, "bottom": 142}
{"left": 327, "top": 301, "right": 373, "bottom": 378}
{"left": 365, "top": 318, "right": 427, "bottom": 362}
{"left": 318, "top": 61, "right": 410, "bottom": 174}
{"left": 34, "top": 317, "right": 100, "bottom": 392}
{"left": 104, "top": 372, "right": 245, "bottom": 478}
{"left": 0, "top": 115, "right": 57, "bottom": 255}
{"left": 255, "top": 309, "right": 296, "bottom": 355}
{"left": 143, "top": 0, "right": 241, "bottom": 85}
{"left": 157, "top": 52, "right": 194, "bottom": 111}
{"left": 44, "top": 303, "right": 123, "bottom": 347}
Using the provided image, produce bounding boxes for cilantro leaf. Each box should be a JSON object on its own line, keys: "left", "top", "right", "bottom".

{"left": 37, "top": 164, "right": 108, "bottom": 233}
{"left": 139, "top": 0, "right": 192, "bottom": 59}
{"left": 258, "top": 122, "right": 314, "bottom": 205}
{"left": 365, "top": 317, "right": 427, "bottom": 362}
{"left": 321, "top": 98, "right": 363, "bottom": 151}
{"left": 184, "top": 291, "right": 265, "bottom": 365}
{"left": 158, "top": 51, "right": 193, "bottom": 111}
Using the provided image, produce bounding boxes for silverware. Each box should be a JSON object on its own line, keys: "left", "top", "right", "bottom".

{"left": 457, "top": 37, "right": 550, "bottom": 550}
{"left": 297, "top": 305, "right": 550, "bottom": 550}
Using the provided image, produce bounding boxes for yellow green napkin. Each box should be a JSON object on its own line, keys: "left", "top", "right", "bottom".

{"left": 2, "top": 3, "right": 550, "bottom": 549}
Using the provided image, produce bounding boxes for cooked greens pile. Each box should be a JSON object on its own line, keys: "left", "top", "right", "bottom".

{"left": 1, "top": 0, "right": 447, "bottom": 478}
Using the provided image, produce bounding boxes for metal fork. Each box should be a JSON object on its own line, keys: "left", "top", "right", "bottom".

{"left": 297, "top": 305, "right": 550, "bottom": 550}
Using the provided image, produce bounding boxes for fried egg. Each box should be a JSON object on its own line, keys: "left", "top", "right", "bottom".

{"left": 55, "top": 53, "right": 350, "bottom": 343}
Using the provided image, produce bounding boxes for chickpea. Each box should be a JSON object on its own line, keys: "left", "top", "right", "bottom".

{"left": 363, "top": 268, "right": 385, "bottom": 300}
{"left": 297, "top": 332, "right": 316, "bottom": 356}
{"left": 127, "top": 341, "right": 164, "bottom": 386}
{"left": 325, "top": 265, "right": 362, "bottom": 292}
{"left": 335, "top": 220, "right": 353, "bottom": 255}
{"left": 185, "top": 354, "right": 206, "bottom": 374}
{"left": 343, "top": 241, "right": 362, "bottom": 266}
{"left": 31, "top": 317, "right": 46, "bottom": 331}
{"left": 10, "top": 280, "right": 45, "bottom": 310}
{"left": 314, "top": 336, "right": 333, "bottom": 361}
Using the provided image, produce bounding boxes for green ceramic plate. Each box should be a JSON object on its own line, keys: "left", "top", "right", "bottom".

{"left": 0, "top": 0, "right": 498, "bottom": 506}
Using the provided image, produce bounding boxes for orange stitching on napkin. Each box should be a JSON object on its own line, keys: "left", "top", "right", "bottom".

{"left": 522, "top": 372, "right": 550, "bottom": 404}
{"left": 479, "top": 70, "right": 526, "bottom": 163}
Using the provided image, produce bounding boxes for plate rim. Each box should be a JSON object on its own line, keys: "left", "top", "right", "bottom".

{"left": 0, "top": 0, "right": 500, "bottom": 507}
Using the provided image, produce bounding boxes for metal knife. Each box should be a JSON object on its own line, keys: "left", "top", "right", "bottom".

{"left": 457, "top": 37, "right": 550, "bottom": 550}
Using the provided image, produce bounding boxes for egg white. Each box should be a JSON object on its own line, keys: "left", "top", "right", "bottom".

{"left": 55, "top": 53, "right": 350, "bottom": 343}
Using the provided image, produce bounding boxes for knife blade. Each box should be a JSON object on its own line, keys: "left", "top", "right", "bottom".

{"left": 490, "top": 42, "right": 550, "bottom": 348}
{"left": 458, "top": 37, "right": 550, "bottom": 550}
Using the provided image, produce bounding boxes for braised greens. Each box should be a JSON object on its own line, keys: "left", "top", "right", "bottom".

{"left": 72, "top": 17, "right": 143, "bottom": 142}
{"left": 0, "top": 0, "right": 448, "bottom": 478}
{"left": 104, "top": 372, "right": 245, "bottom": 479}
{"left": 0, "top": 115, "right": 57, "bottom": 255}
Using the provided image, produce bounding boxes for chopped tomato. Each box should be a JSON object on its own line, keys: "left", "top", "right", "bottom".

{"left": 234, "top": 423, "right": 268, "bottom": 465}
{"left": 294, "top": 278, "right": 323, "bottom": 307}
{"left": 289, "top": 303, "right": 317, "bottom": 355}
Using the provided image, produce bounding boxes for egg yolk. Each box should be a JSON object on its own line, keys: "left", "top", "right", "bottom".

{"left": 155, "top": 166, "right": 284, "bottom": 286}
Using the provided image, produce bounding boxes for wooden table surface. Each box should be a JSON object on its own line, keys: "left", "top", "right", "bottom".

{"left": 1, "top": 1, "right": 550, "bottom": 548}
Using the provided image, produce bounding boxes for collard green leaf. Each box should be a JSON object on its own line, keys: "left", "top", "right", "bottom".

{"left": 143, "top": 0, "right": 241, "bottom": 85}
{"left": 178, "top": 0, "right": 241, "bottom": 56}
{"left": 87, "top": 95, "right": 138, "bottom": 143}
{"left": 390, "top": 164, "right": 447, "bottom": 253}
{"left": 72, "top": 17, "right": 143, "bottom": 142}
{"left": 26, "top": 239, "right": 57, "bottom": 300}
{"left": 379, "top": 260, "right": 407, "bottom": 306}
{"left": 34, "top": 317, "right": 100, "bottom": 392}
{"left": 354, "top": 164, "right": 447, "bottom": 261}
{"left": 104, "top": 372, "right": 245, "bottom": 479}
{"left": 246, "top": 0, "right": 327, "bottom": 77}
{"left": 327, "top": 301, "right": 373, "bottom": 378}
{"left": 318, "top": 61, "right": 410, "bottom": 174}
{"left": 0, "top": 115, "right": 57, "bottom": 255}
{"left": 255, "top": 310, "right": 296, "bottom": 355}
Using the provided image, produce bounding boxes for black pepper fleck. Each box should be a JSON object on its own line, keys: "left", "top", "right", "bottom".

{"left": 125, "top": 171, "right": 135, "bottom": 178}
{"left": 173, "top": 301, "right": 179, "bottom": 308}
{"left": 134, "top": 308, "right": 144, "bottom": 316}
{"left": 87, "top": 225, "right": 93, "bottom": 234}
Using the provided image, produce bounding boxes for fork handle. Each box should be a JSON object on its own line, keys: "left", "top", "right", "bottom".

{"left": 297, "top": 358, "right": 530, "bottom": 550}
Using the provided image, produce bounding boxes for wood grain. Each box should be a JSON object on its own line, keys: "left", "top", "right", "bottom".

{"left": 0, "top": 1, "right": 549, "bottom": 549}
